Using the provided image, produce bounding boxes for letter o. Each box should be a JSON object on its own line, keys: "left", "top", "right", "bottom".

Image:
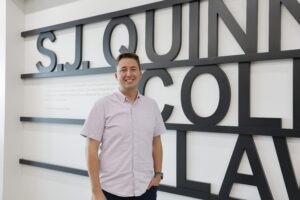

{"left": 181, "top": 66, "right": 231, "bottom": 125}
{"left": 103, "top": 16, "right": 137, "bottom": 66}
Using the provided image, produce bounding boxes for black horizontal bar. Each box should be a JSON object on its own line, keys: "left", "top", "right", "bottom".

{"left": 19, "top": 159, "right": 88, "bottom": 176}
{"left": 20, "top": 116, "right": 300, "bottom": 137}
{"left": 21, "top": 67, "right": 115, "bottom": 79}
{"left": 20, "top": 117, "right": 84, "bottom": 125}
{"left": 159, "top": 185, "right": 241, "bottom": 200}
{"left": 166, "top": 123, "right": 300, "bottom": 137}
{"left": 20, "top": 49, "right": 300, "bottom": 79}
{"left": 159, "top": 184, "right": 212, "bottom": 199}
{"left": 19, "top": 158, "right": 239, "bottom": 199}
{"left": 21, "top": 0, "right": 195, "bottom": 37}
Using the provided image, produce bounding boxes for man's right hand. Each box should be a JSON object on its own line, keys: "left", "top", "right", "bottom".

{"left": 92, "top": 190, "right": 107, "bottom": 200}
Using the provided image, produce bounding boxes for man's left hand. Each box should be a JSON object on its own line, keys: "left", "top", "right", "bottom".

{"left": 147, "top": 175, "right": 161, "bottom": 189}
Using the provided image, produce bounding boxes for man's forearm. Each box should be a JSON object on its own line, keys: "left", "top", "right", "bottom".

{"left": 152, "top": 136, "right": 163, "bottom": 172}
{"left": 86, "top": 138, "right": 102, "bottom": 193}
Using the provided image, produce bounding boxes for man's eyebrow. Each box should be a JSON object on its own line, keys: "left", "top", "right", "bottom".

{"left": 118, "top": 65, "right": 138, "bottom": 69}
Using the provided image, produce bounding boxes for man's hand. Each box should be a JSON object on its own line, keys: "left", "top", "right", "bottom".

{"left": 92, "top": 190, "right": 107, "bottom": 200}
{"left": 147, "top": 175, "right": 161, "bottom": 189}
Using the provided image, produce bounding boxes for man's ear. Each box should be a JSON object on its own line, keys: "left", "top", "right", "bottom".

{"left": 114, "top": 72, "right": 118, "bottom": 80}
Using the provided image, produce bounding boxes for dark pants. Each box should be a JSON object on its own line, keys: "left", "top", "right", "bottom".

{"left": 103, "top": 186, "right": 157, "bottom": 200}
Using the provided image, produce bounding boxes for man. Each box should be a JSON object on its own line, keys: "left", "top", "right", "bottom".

{"left": 81, "top": 52, "right": 166, "bottom": 200}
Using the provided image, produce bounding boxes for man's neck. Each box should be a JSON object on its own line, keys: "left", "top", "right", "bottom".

{"left": 119, "top": 88, "right": 138, "bottom": 102}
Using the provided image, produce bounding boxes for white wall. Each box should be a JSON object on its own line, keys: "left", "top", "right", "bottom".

{"left": 2, "top": 0, "right": 25, "bottom": 199}
{"left": 0, "top": 0, "right": 6, "bottom": 198}
{"left": 2, "top": 0, "right": 299, "bottom": 199}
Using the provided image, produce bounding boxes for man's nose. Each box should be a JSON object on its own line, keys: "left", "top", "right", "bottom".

{"left": 126, "top": 70, "right": 133, "bottom": 76}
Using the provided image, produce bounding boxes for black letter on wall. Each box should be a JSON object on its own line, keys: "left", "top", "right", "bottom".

{"left": 64, "top": 25, "right": 83, "bottom": 71}
{"left": 272, "top": 58, "right": 300, "bottom": 200}
{"left": 208, "top": 0, "right": 258, "bottom": 57}
{"left": 269, "top": 0, "right": 300, "bottom": 51}
{"left": 176, "top": 130, "right": 211, "bottom": 199}
{"left": 36, "top": 32, "right": 57, "bottom": 72}
{"left": 145, "top": 4, "right": 182, "bottom": 62}
{"left": 219, "top": 135, "right": 273, "bottom": 199}
{"left": 103, "top": 16, "right": 137, "bottom": 66}
{"left": 181, "top": 66, "right": 231, "bottom": 126}
{"left": 189, "top": 0, "right": 200, "bottom": 59}
{"left": 138, "top": 69, "right": 174, "bottom": 121}
{"left": 238, "top": 62, "right": 282, "bottom": 128}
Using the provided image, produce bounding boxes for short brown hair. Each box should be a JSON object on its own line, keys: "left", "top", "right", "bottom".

{"left": 116, "top": 52, "right": 141, "bottom": 70}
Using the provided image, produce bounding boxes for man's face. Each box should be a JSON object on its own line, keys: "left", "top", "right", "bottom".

{"left": 115, "top": 58, "right": 142, "bottom": 91}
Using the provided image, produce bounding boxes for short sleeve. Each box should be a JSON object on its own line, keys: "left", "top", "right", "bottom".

{"left": 81, "top": 100, "right": 105, "bottom": 141}
{"left": 153, "top": 101, "right": 166, "bottom": 136}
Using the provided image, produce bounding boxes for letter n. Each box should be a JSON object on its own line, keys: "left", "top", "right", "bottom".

{"left": 208, "top": 0, "right": 258, "bottom": 57}
{"left": 269, "top": 0, "right": 300, "bottom": 51}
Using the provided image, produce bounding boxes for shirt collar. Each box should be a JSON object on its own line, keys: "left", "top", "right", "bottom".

{"left": 115, "top": 90, "right": 141, "bottom": 103}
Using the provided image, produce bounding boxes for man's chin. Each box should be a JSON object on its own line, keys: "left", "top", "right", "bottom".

{"left": 126, "top": 86, "right": 136, "bottom": 90}
{"left": 125, "top": 83, "right": 137, "bottom": 88}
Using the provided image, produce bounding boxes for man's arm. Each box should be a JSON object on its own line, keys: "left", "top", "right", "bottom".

{"left": 148, "top": 135, "right": 163, "bottom": 188}
{"left": 86, "top": 138, "right": 107, "bottom": 200}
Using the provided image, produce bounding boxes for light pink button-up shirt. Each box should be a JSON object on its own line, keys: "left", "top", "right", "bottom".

{"left": 81, "top": 91, "right": 166, "bottom": 197}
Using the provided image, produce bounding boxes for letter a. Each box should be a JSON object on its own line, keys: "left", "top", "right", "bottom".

{"left": 219, "top": 135, "right": 273, "bottom": 199}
